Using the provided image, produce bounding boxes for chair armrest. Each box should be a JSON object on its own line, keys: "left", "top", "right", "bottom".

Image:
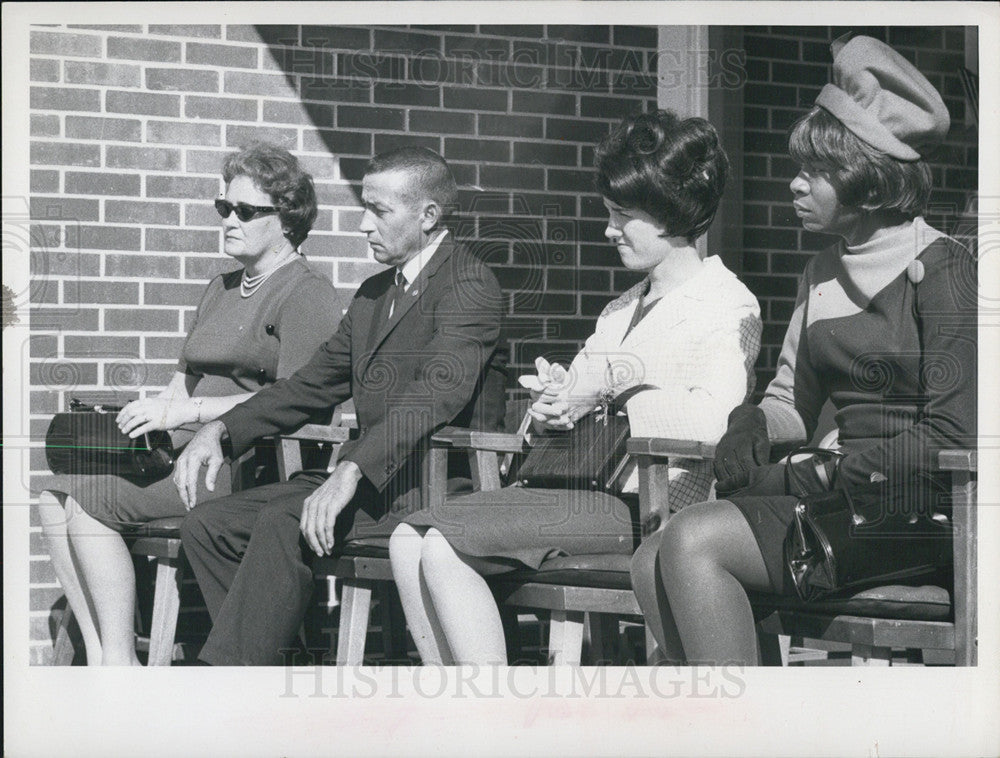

{"left": 271, "top": 423, "right": 355, "bottom": 481}
{"left": 936, "top": 449, "right": 977, "bottom": 473}
{"left": 278, "top": 424, "right": 353, "bottom": 444}
{"left": 935, "top": 448, "right": 977, "bottom": 665}
{"left": 432, "top": 427, "right": 529, "bottom": 454}
{"left": 627, "top": 437, "right": 718, "bottom": 460}
{"left": 627, "top": 438, "right": 717, "bottom": 531}
{"left": 427, "top": 427, "right": 527, "bottom": 509}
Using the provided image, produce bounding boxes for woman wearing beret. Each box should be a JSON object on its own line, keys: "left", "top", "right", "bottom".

{"left": 631, "top": 35, "right": 977, "bottom": 665}
{"left": 389, "top": 110, "right": 762, "bottom": 665}
{"left": 38, "top": 142, "right": 349, "bottom": 665}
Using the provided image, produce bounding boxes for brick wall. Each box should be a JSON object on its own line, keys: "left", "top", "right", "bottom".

{"left": 740, "top": 26, "right": 978, "bottom": 392}
{"left": 26, "top": 23, "right": 659, "bottom": 663}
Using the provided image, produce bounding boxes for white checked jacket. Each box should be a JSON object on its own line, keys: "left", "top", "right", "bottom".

{"left": 557, "top": 255, "right": 762, "bottom": 504}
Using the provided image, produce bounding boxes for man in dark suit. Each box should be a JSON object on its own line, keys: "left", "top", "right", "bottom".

{"left": 175, "top": 147, "right": 506, "bottom": 665}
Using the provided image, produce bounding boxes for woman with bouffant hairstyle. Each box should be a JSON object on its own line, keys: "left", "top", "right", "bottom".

{"left": 388, "top": 110, "right": 762, "bottom": 665}
{"left": 596, "top": 111, "right": 729, "bottom": 243}
{"left": 37, "top": 142, "right": 347, "bottom": 665}
{"left": 631, "top": 36, "right": 976, "bottom": 666}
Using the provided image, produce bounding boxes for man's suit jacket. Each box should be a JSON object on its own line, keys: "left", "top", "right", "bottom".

{"left": 219, "top": 234, "right": 507, "bottom": 515}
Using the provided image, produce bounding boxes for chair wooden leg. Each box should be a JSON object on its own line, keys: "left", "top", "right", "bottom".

{"left": 758, "top": 632, "right": 790, "bottom": 666}
{"left": 500, "top": 607, "right": 523, "bottom": 664}
{"left": 586, "top": 613, "right": 620, "bottom": 665}
{"left": 952, "top": 472, "right": 977, "bottom": 667}
{"left": 851, "top": 644, "right": 892, "bottom": 666}
{"left": 52, "top": 607, "right": 77, "bottom": 665}
{"left": 377, "top": 584, "right": 408, "bottom": 663}
{"left": 548, "top": 610, "right": 585, "bottom": 665}
{"left": 147, "top": 556, "right": 183, "bottom": 666}
{"left": 336, "top": 578, "right": 373, "bottom": 665}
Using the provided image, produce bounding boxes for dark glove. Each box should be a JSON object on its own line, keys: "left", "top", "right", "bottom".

{"left": 713, "top": 404, "right": 770, "bottom": 491}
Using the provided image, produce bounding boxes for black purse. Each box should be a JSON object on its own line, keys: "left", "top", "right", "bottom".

{"left": 45, "top": 398, "right": 175, "bottom": 482}
{"left": 783, "top": 447, "right": 952, "bottom": 602}
{"left": 515, "top": 383, "right": 657, "bottom": 492}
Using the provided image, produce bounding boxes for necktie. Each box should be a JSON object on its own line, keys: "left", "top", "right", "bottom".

{"left": 389, "top": 269, "right": 407, "bottom": 319}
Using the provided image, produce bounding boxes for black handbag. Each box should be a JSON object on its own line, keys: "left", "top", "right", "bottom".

{"left": 783, "top": 447, "right": 952, "bottom": 602}
{"left": 515, "top": 383, "right": 657, "bottom": 492}
{"left": 45, "top": 398, "right": 175, "bottom": 482}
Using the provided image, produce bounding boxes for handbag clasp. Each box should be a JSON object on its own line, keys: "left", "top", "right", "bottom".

{"left": 596, "top": 389, "right": 615, "bottom": 427}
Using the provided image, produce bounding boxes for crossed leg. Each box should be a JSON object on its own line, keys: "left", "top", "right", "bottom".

{"left": 388, "top": 524, "right": 454, "bottom": 664}
{"left": 390, "top": 524, "right": 507, "bottom": 665}
{"left": 38, "top": 491, "right": 141, "bottom": 666}
{"left": 654, "top": 500, "right": 776, "bottom": 666}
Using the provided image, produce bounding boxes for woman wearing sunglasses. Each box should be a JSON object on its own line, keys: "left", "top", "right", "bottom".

{"left": 38, "top": 142, "right": 347, "bottom": 665}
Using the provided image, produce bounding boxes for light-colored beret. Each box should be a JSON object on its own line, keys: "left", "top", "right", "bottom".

{"left": 815, "top": 35, "right": 950, "bottom": 160}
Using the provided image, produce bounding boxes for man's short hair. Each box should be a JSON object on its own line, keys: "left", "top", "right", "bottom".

{"left": 365, "top": 147, "right": 459, "bottom": 215}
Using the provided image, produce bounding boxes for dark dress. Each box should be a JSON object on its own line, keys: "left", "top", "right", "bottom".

{"left": 38, "top": 258, "right": 347, "bottom": 530}
{"left": 405, "top": 486, "right": 640, "bottom": 570}
{"left": 726, "top": 224, "right": 977, "bottom": 594}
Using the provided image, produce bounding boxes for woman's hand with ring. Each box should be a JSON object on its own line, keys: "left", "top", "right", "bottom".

{"left": 117, "top": 397, "right": 195, "bottom": 438}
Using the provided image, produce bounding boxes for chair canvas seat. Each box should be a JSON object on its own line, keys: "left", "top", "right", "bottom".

{"left": 496, "top": 554, "right": 633, "bottom": 592}
{"left": 497, "top": 553, "right": 953, "bottom": 622}
{"left": 312, "top": 539, "right": 390, "bottom": 567}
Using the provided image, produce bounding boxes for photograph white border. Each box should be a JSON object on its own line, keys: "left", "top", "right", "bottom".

{"left": 4, "top": 3, "right": 999, "bottom": 756}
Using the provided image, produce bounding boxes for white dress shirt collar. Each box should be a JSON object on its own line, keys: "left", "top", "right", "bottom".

{"left": 397, "top": 229, "right": 449, "bottom": 289}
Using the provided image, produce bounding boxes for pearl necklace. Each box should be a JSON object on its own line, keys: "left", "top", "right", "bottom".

{"left": 240, "top": 253, "right": 297, "bottom": 298}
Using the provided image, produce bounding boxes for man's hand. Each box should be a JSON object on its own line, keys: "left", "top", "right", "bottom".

{"left": 713, "top": 404, "right": 771, "bottom": 492}
{"left": 173, "top": 420, "right": 226, "bottom": 510}
{"left": 300, "top": 460, "right": 363, "bottom": 556}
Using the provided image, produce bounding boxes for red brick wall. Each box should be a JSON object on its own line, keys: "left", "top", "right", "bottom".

{"left": 740, "top": 26, "right": 978, "bottom": 392}
{"left": 26, "top": 23, "right": 659, "bottom": 663}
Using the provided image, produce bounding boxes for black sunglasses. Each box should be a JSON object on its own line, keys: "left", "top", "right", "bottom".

{"left": 214, "top": 198, "right": 279, "bottom": 222}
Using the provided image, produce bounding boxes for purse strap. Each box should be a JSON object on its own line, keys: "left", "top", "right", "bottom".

{"left": 607, "top": 383, "right": 659, "bottom": 416}
{"left": 784, "top": 446, "right": 844, "bottom": 492}
{"left": 784, "top": 445, "right": 868, "bottom": 524}
{"left": 602, "top": 383, "right": 658, "bottom": 490}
